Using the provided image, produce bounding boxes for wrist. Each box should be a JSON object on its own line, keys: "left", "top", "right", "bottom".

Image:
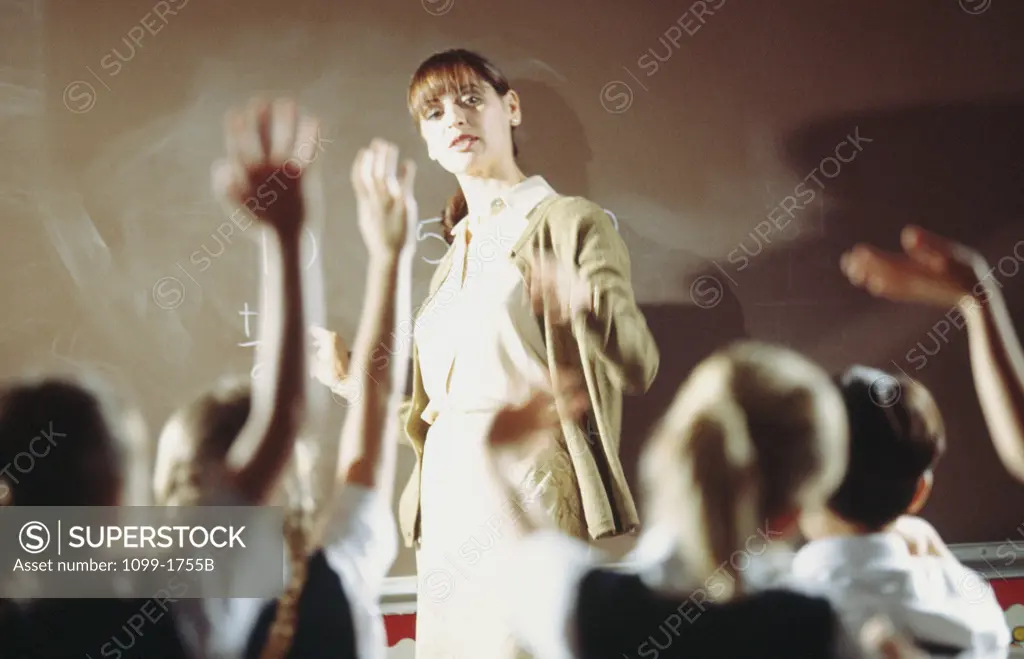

{"left": 271, "top": 224, "right": 304, "bottom": 248}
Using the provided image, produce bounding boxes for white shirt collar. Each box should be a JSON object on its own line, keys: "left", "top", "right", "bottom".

{"left": 451, "top": 175, "right": 556, "bottom": 238}
{"left": 791, "top": 533, "right": 911, "bottom": 580}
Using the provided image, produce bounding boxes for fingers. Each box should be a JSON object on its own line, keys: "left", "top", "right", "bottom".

{"left": 223, "top": 109, "right": 245, "bottom": 165}
{"left": 398, "top": 159, "right": 417, "bottom": 197}
{"left": 382, "top": 141, "right": 399, "bottom": 195}
{"left": 398, "top": 159, "right": 419, "bottom": 231}
{"left": 902, "top": 226, "right": 950, "bottom": 273}
{"left": 237, "top": 99, "right": 267, "bottom": 169}
{"left": 210, "top": 158, "right": 245, "bottom": 212}
{"left": 350, "top": 148, "right": 368, "bottom": 196}
{"left": 356, "top": 146, "right": 376, "bottom": 197}
{"left": 269, "top": 98, "right": 299, "bottom": 164}
{"left": 255, "top": 99, "right": 273, "bottom": 160}
{"left": 841, "top": 245, "right": 903, "bottom": 290}
{"left": 902, "top": 225, "right": 954, "bottom": 258}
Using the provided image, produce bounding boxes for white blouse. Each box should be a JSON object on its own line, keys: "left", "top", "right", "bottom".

{"left": 414, "top": 176, "right": 559, "bottom": 422}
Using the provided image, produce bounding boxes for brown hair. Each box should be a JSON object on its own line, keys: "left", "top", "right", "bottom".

{"left": 828, "top": 366, "right": 946, "bottom": 530}
{"left": 0, "top": 375, "right": 129, "bottom": 507}
{"left": 155, "top": 377, "right": 311, "bottom": 659}
{"left": 641, "top": 342, "right": 849, "bottom": 599}
{"left": 408, "top": 49, "right": 520, "bottom": 243}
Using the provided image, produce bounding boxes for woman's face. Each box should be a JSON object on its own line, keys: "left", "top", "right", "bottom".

{"left": 417, "top": 79, "right": 520, "bottom": 177}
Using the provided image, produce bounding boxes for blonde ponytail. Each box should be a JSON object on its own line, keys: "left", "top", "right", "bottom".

{"left": 259, "top": 503, "right": 312, "bottom": 659}
{"left": 680, "top": 403, "right": 760, "bottom": 599}
{"left": 260, "top": 451, "right": 319, "bottom": 659}
{"left": 642, "top": 342, "right": 849, "bottom": 603}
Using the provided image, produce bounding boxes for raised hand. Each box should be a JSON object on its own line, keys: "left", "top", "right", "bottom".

{"left": 841, "top": 225, "right": 988, "bottom": 308}
{"left": 212, "top": 97, "right": 323, "bottom": 236}
{"left": 309, "top": 326, "right": 349, "bottom": 390}
{"left": 350, "top": 139, "right": 417, "bottom": 259}
{"left": 526, "top": 250, "right": 594, "bottom": 325}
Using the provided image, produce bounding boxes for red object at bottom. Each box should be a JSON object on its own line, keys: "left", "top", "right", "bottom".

{"left": 385, "top": 614, "right": 416, "bottom": 646}
{"left": 384, "top": 578, "right": 1024, "bottom": 650}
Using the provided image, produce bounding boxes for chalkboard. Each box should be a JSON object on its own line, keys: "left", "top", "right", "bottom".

{"left": 1, "top": 0, "right": 1022, "bottom": 583}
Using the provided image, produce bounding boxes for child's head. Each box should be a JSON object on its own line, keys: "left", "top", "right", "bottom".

{"left": 640, "top": 341, "right": 848, "bottom": 598}
{"left": 153, "top": 376, "right": 251, "bottom": 505}
{"left": 805, "top": 366, "right": 945, "bottom": 537}
{"left": 0, "top": 374, "right": 148, "bottom": 507}
{"left": 154, "top": 376, "right": 313, "bottom": 659}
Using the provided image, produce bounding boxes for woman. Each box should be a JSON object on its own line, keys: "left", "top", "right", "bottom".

{"left": 481, "top": 341, "right": 857, "bottom": 659}
{"left": 314, "top": 49, "right": 659, "bottom": 658}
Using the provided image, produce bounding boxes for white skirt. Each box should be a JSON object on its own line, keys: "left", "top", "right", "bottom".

{"left": 413, "top": 412, "right": 585, "bottom": 659}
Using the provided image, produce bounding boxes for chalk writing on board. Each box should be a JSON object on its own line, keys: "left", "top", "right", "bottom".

{"left": 416, "top": 217, "right": 448, "bottom": 265}
{"left": 260, "top": 226, "right": 319, "bottom": 273}
{"left": 238, "top": 302, "right": 263, "bottom": 379}
{"left": 414, "top": 209, "right": 621, "bottom": 265}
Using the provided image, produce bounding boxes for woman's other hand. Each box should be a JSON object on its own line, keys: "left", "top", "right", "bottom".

{"left": 526, "top": 250, "right": 593, "bottom": 325}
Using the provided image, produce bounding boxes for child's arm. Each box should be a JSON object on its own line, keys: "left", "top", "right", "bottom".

{"left": 842, "top": 225, "right": 1024, "bottom": 483}
{"left": 330, "top": 140, "right": 416, "bottom": 495}
{"left": 211, "top": 98, "right": 325, "bottom": 504}
{"left": 316, "top": 140, "right": 417, "bottom": 602}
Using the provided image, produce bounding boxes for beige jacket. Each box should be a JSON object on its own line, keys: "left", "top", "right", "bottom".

{"left": 398, "top": 194, "right": 660, "bottom": 548}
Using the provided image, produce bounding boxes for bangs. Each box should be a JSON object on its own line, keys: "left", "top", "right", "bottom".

{"left": 408, "top": 58, "right": 489, "bottom": 120}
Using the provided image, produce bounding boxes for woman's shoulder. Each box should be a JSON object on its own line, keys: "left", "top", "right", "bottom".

{"left": 535, "top": 193, "right": 606, "bottom": 221}
{"left": 529, "top": 194, "right": 615, "bottom": 248}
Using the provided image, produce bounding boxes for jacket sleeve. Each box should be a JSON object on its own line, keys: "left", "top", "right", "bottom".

{"left": 559, "top": 197, "right": 659, "bottom": 394}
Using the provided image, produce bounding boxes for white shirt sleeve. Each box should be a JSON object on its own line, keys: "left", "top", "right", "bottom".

{"left": 320, "top": 484, "right": 399, "bottom": 659}
{"left": 492, "top": 530, "right": 601, "bottom": 659}
{"left": 180, "top": 480, "right": 287, "bottom": 658}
